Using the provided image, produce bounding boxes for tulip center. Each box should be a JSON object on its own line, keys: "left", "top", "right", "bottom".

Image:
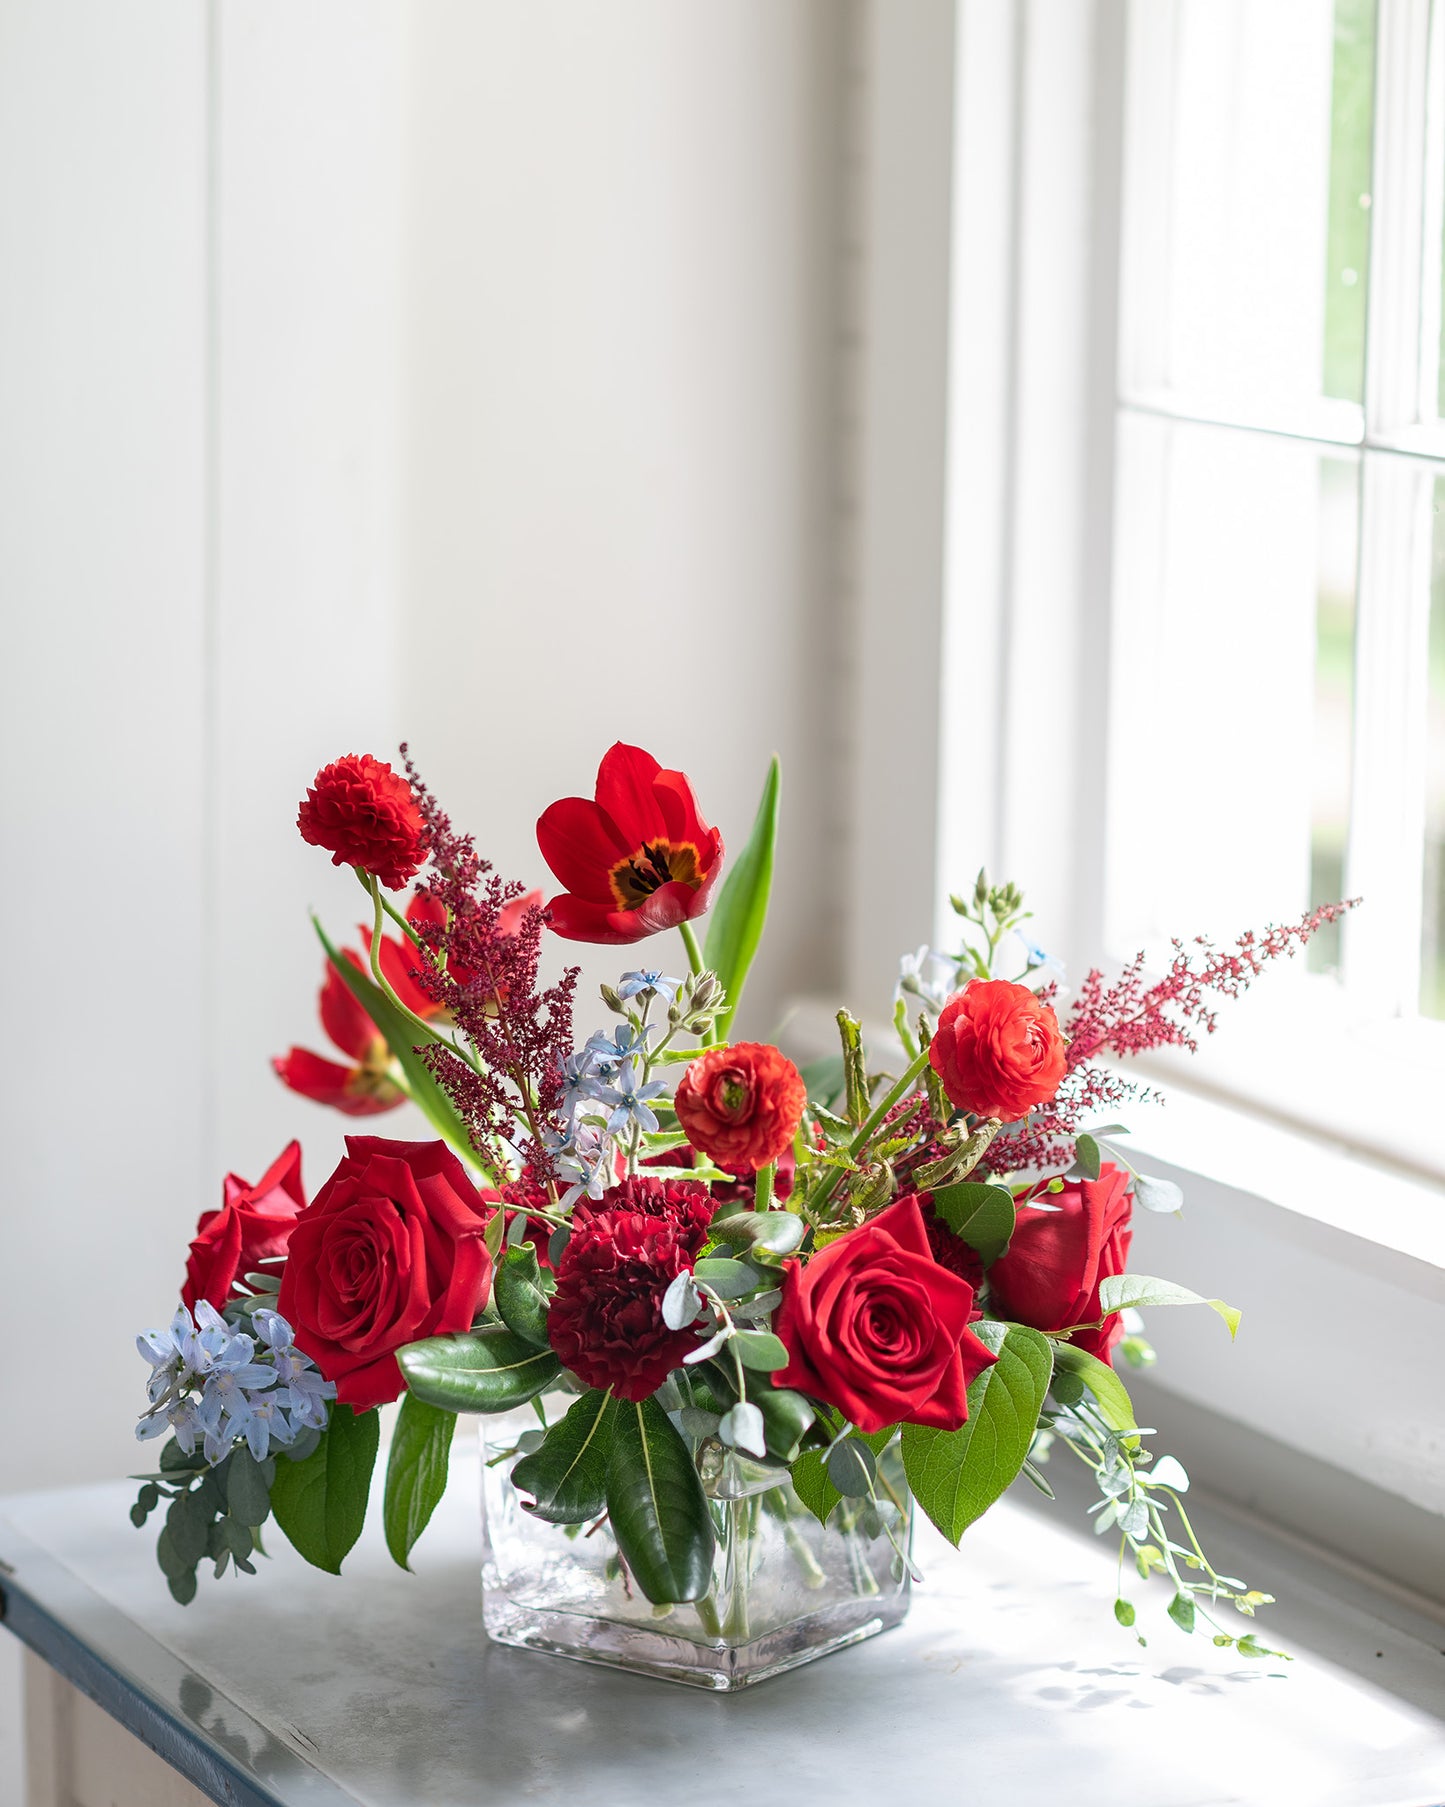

{"left": 610, "top": 839, "right": 701, "bottom": 909}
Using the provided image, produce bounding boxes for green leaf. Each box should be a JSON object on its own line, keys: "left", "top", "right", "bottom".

{"left": 1167, "top": 1591, "right": 1197, "bottom": 1635}
{"left": 789, "top": 1448, "right": 841, "bottom": 1525}
{"left": 1132, "top": 1172, "right": 1184, "bottom": 1214}
{"left": 312, "top": 916, "right": 479, "bottom": 1168}
{"left": 605, "top": 1397, "right": 716, "bottom": 1604}
{"left": 1051, "top": 1340, "right": 1139, "bottom": 1443}
{"left": 397, "top": 1326, "right": 560, "bottom": 1414}
{"left": 383, "top": 1393, "right": 456, "bottom": 1570}
{"left": 929, "top": 1181, "right": 1017, "bottom": 1265}
{"left": 901, "top": 1322, "right": 1053, "bottom": 1543}
{"left": 1114, "top": 1597, "right": 1136, "bottom": 1627}
{"left": 691, "top": 1257, "right": 761, "bottom": 1299}
{"left": 511, "top": 1389, "right": 616, "bottom": 1524}
{"left": 1075, "top": 1133, "right": 1102, "bottom": 1180}
{"left": 1097, "top": 1273, "right": 1241, "bottom": 1339}
{"left": 733, "top": 1330, "right": 789, "bottom": 1371}
{"left": 494, "top": 1243, "right": 553, "bottom": 1349}
{"left": 270, "top": 1404, "right": 380, "bottom": 1576}
{"left": 826, "top": 1438, "right": 877, "bottom": 1496}
{"left": 702, "top": 755, "right": 780, "bottom": 1040}
{"left": 708, "top": 1210, "right": 806, "bottom": 1258}
{"left": 224, "top": 1450, "right": 272, "bottom": 1527}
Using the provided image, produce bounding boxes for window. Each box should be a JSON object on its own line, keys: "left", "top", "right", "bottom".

{"left": 1101, "top": 0, "right": 1445, "bottom": 1176}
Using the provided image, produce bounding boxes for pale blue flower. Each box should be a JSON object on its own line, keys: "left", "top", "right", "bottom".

{"left": 616, "top": 971, "right": 680, "bottom": 1002}
{"left": 601, "top": 1059, "right": 668, "bottom": 1137}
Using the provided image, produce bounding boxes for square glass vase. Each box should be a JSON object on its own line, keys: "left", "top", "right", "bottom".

{"left": 480, "top": 1395, "right": 913, "bottom": 1691}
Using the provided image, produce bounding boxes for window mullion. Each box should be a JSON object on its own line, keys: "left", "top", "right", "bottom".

{"left": 1345, "top": 453, "right": 1433, "bottom": 1014}
{"left": 1364, "top": 0, "right": 1432, "bottom": 440}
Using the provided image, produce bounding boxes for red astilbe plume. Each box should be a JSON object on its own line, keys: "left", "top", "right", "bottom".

{"left": 982, "top": 899, "right": 1357, "bottom": 1175}
{"left": 397, "top": 749, "right": 578, "bottom": 1184}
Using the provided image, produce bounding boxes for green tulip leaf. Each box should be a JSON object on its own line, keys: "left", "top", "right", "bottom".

{"left": 703, "top": 755, "right": 780, "bottom": 1040}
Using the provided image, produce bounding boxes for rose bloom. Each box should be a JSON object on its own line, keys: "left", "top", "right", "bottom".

{"left": 276, "top": 1136, "right": 497, "bottom": 1410}
{"left": 181, "top": 1141, "right": 307, "bottom": 1314}
{"left": 673, "top": 1042, "right": 807, "bottom": 1174}
{"left": 774, "top": 1194, "right": 998, "bottom": 1434}
{"left": 548, "top": 1178, "right": 714, "bottom": 1400}
{"left": 988, "top": 1163, "right": 1133, "bottom": 1362}
{"left": 297, "top": 753, "right": 428, "bottom": 890}
{"left": 535, "top": 742, "right": 723, "bottom": 944}
{"left": 928, "top": 979, "right": 1067, "bottom": 1122}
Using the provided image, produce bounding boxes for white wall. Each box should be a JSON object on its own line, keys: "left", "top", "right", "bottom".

{"left": 0, "top": 2, "right": 849, "bottom": 1786}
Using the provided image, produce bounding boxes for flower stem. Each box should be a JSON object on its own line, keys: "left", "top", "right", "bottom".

{"left": 679, "top": 920, "right": 705, "bottom": 977}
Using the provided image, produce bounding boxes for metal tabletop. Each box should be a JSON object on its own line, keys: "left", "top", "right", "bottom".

{"left": 3, "top": 1442, "right": 1444, "bottom": 1807}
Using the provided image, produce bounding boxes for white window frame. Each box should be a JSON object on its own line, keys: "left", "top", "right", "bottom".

{"left": 836, "top": 0, "right": 1445, "bottom": 1593}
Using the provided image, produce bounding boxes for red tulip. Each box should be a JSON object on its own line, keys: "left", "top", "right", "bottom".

{"left": 273, "top": 954, "right": 408, "bottom": 1117}
{"left": 536, "top": 743, "right": 723, "bottom": 944}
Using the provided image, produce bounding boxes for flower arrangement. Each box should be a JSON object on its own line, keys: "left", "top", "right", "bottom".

{"left": 130, "top": 742, "right": 1351, "bottom": 1675}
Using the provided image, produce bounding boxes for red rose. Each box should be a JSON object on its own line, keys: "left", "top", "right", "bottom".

{"left": 181, "top": 1142, "right": 307, "bottom": 1314}
{"left": 535, "top": 742, "right": 723, "bottom": 944}
{"left": 929, "top": 980, "right": 1067, "bottom": 1122}
{"left": 674, "top": 1042, "right": 806, "bottom": 1174}
{"left": 987, "top": 1163, "right": 1133, "bottom": 1361}
{"left": 773, "top": 1195, "right": 998, "bottom": 1434}
{"left": 548, "top": 1183, "right": 713, "bottom": 1400}
{"left": 277, "top": 1136, "right": 497, "bottom": 1410}
{"left": 298, "top": 753, "right": 428, "bottom": 890}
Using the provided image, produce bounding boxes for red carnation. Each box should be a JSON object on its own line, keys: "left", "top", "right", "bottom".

{"left": 298, "top": 753, "right": 428, "bottom": 890}
{"left": 535, "top": 742, "right": 723, "bottom": 944}
{"left": 574, "top": 1172, "right": 716, "bottom": 1239}
{"left": 674, "top": 1042, "right": 806, "bottom": 1174}
{"left": 548, "top": 1195, "right": 712, "bottom": 1401}
{"left": 929, "top": 980, "right": 1067, "bottom": 1122}
{"left": 181, "top": 1142, "right": 307, "bottom": 1314}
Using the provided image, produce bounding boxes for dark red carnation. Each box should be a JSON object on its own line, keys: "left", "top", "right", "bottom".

{"left": 929, "top": 979, "right": 1067, "bottom": 1122}
{"left": 774, "top": 1195, "right": 997, "bottom": 1434}
{"left": 298, "top": 753, "right": 428, "bottom": 890}
{"left": 535, "top": 742, "right": 723, "bottom": 944}
{"left": 548, "top": 1197, "right": 711, "bottom": 1400}
{"left": 988, "top": 1163, "right": 1133, "bottom": 1362}
{"left": 181, "top": 1142, "right": 307, "bottom": 1314}
{"left": 674, "top": 1042, "right": 807, "bottom": 1174}
{"left": 277, "top": 1136, "right": 497, "bottom": 1410}
{"left": 574, "top": 1172, "right": 715, "bottom": 1240}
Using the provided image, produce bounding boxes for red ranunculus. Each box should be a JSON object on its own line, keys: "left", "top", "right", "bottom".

{"left": 547, "top": 1181, "right": 714, "bottom": 1400}
{"left": 929, "top": 979, "right": 1068, "bottom": 1122}
{"left": 535, "top": 743, "right": 723, "bottom": 944}
{"left": 673, "top": 1042, "right": 806, "bottom": 1174}
{"left": 276, "top": 1136, "right": 497, "bottom": 1410}
{"left": 773, "top": 1194, "right": 998, "bottom": 1434}
{"left": 987, "top": 1163, "right": 1133, "bottom": 1361}
{"left": 298, "top": 753, "right": 428, "bottom": 890}
{"left": 181, "top": 1142, "right": 307, "bottom": 1314}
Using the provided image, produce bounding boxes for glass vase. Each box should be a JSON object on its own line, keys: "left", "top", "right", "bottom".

{"left": 480, "top": 1395, "right": 913, "bottom": 1691}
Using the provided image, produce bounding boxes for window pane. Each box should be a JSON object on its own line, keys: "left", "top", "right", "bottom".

{"left": 1108, "top": 414, "right": 1358, "bottom": 963}
{"left": 1124, "top": 0, "right": 1374, "bottom": 421}
{"left": 1422, "top": 476, "right": 1445, "bottom": 1015}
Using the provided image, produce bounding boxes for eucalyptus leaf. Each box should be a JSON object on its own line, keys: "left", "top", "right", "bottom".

{"left": 511, "top": 1389, "right": 615, "bottom": 1525}
{"left": 826, "top": 1437, "right": 877, "bottom": 1497}
{"left": 901, "top": 1322, "right": 1053, "bottom": 1543}
{"left": 1132, "top": 1173, "right": 1185, "bottom": 1214}
{"left": 692, "top": 1257, "right": 761, "bottom": 1300}
{"left": 662, "top": 1271, "right": 704, "bottom": 1331}
{"left": 398, "top": 1326, "right": 560, "bottom": 1414}
{"left": 269, "top": 1404, "right": 380, "bottom": 1577}
{"left": 605, "top": 1397, "right": 716, "bottom": 1603}
{"left": 702, "top": 755, "right": 780, "bottom": 1041}
{"left": 1074, "top": 1133, "right": 1102, "bottom": 1180}
{"left": 224, "top": 1450, "right": 272, "bottom": 1528}
{"left": 383, "top": 1393, "right": 455, "bottom": 1569}
{"left": 719, "top": 1401, "right": 768, "bottom": 1458}
{"left": 733, "top": 1330, "right": 789, "bottom": 1371}
{"left": 709, "top": 1210, "right": 806, "bottom": 1258}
